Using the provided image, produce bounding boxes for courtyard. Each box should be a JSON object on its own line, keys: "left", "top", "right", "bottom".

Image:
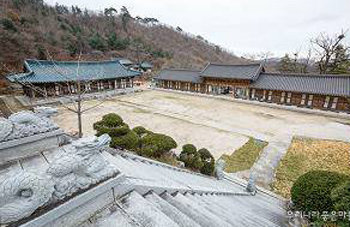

{"left": 53, "top": 90, "right": 350, "bottom": 159}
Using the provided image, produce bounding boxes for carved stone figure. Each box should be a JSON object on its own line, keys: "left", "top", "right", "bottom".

{"left": 0, "top": 117, "right": 13, "bottom": 142}
{"left": 47, "top": 134, "right": 118, "bottom": 200}
{"left": 33, "top": 106, "right": 58, "bottom": 118}
{"left": 0, "top": 107, "right": 59, "bottom": 142}
{"left": 215, "top": 159, "right": 226, "bottom": 180}
{"left": 0, "top": 171, "right": 54, "bottom": 224}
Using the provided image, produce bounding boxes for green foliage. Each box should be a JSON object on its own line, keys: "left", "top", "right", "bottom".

{"left": 278, "top": 54, "right": 295, "bottom": 72}
{"left": 1, "top": 18, "right": 17, "bottom": 32}
{"left": 221, "top": 138, "right": 267, "bottom": 173}
{"left": 97, "top": 113, "right": 124, "bottom": 127}
{"left": 89, "top": 33, "right": 106, "bottom": 51}
{"left": 331, "top": 181, "right": 350, "bottom": 212}
{"left": 36, "top": 45, "right": 46, "bottom": 60}
{"left": 179, "top": 144, "right": 204, "bottom": 172}
{"left": 111, "top": 130, "right": 140, "bottom": 150}
{"left": 328, "top": 45, "right": 350, "bottom": 74}
{"left": 132, "top": 126, "right": 149, "bottom": 137}
{"left": 198, "top": 148, "right": 215, "bottom": 176}
{"left": 291, "top": 171, "right": 350, "bottom": 214}
{"left": 94, "top": 113, "right": 140, "bottom": 150}
{"left": 182, "top": 144, "right": 197, "bottom": 155}
{"left": 120, "top": 6, "right": 131, "bottom": 32}
{"left": 107, "top": 33, "right": 130, "bottom": 50}
{"left": 139, "top": 133, "right": 177, "bottom": 158}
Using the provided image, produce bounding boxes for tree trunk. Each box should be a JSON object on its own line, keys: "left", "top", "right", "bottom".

{"left": 77, "top": 99, "right": 83, "bottom": 138}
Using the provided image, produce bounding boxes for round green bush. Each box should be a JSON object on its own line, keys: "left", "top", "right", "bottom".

{"left": 198, "top": 148, "right": 215, "bottom": 176}
{"left": 179, "top": 144, "right": 205, "bottom": 171}
{"left": 101, "top": 113, "right": 124, "bottom": 127}
{"left": 111, "top": 130, "right": 140, "bottom": 151}
{"left": 132, "top": 126, "right": 149, "bottom": 137}
{"left": 331, "top": 180, "right": 350, "bottom": 212}
{"left": 181, "top": 144, "right": 197, "bottom": 155}
{"left": 140, "top": 133, "right": 177, "bottom": 158}
{"left": 291, "top": 170, "right": 350, "bottom": 213}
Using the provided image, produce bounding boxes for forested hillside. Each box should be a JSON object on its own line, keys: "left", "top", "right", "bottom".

{"left": 0, "top": 0, "right": 245, "bottom": 78}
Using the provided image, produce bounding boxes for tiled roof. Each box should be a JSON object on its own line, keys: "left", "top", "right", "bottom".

{"left": 156, "top": 69, "right": 203, "bottom": 83}
{"left": 7, "top": 59, "right": 140, "bottom": 84}
{"left": 251, "top": 72, "right": 350, "bottom": 96}
{"left": 140, "top": 61, "right": 153, "bottom": 69}
{"left": 201, "top": 63, "right": 263, "bottom": 81}
{"left": 113, "top": 58, "right": 134, "bottom": 65}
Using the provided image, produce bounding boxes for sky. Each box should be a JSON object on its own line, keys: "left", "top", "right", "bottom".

{"left": 46, "top": 0, "right": 350, "bottom": 58}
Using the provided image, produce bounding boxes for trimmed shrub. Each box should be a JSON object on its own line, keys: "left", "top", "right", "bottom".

{"left": 140, "top": 133, "right": 177, "bottom": 158}
{"left": 291, "top": 171, "right": 350, "bottom": 213}
{"left": 331, "top": 181, "right": 350, "bottom": 212}
{"left": 182, "top": 144, "right": 197, "bottom": 155}
{"left": 179, "top": 144, "right": 204, "bottom": 171}
{"left": 198, "top": 148, "right": 215, "bottom": 176}
{"left": 94, "top": 113, "right": 139, "bottom": 150}
{"left": 111, "top": 130, "right": 140, "bottom": 150}
{"left": 94, "top": 113, "right": 129, "bottom": 137}
{"left": 132, "top": 126, "right": 149, "bottom": 137}
{"left": 100, "top": 113, "right": 123, "bottom": 127}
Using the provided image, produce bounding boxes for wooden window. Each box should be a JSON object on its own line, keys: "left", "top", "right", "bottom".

{"left": 280, "top": 92, "right": 286, "bottom": 103}
{"left": 331, "top": 97, "right": 338, "bottom": 109}
{"left": 268, "top": 91, "right": 273, "bottom": 101}
{"left": 307, "top": 95, "right": 314, "bottom": 106}
{"left": 301, "top": 94, "right": 306, "bottom": 105}
{"left": 324, "top": 96, "right": 330, "bottom": 108}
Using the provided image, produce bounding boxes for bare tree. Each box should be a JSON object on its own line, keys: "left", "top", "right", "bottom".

{"left": 311, "top": 30, "right": 349, "bottom": 74}
{"left": 5, "top": 52, "right": 112, "bottom": 138}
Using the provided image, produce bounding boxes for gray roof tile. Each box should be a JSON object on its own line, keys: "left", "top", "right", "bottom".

{"left": 251, "top": 72, "right": 350, "bottom": 96}
{"left": 7, "top": 59, "right": 140, "bottom": 84}
{"left": 201, "top": 63, "right": 263, "bottom": 81}
{"left": 156, "top": 69, "right": 203, "bottom": 83}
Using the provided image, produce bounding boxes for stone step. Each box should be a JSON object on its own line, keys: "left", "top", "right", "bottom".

{"left": 143, "top": 191, "right": 201, "bottom": 227}
{"left": 161, "top": 192, "right": 231, "bottom": 227}
{"left": 92, "top": 209, "right": 139, "bottom": 227}
{"left": 188, "top": 194, "right": 248, "bottom": 226}
{"left": 121, "top": 191, "right": 180, "bottom": 227}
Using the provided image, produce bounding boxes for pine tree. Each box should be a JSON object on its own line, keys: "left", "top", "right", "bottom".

{"left": 278, "top": 54, "right": 294, "bottom": 72}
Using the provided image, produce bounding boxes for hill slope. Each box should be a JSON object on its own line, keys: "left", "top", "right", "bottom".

{"left": 0, "top": 0, "right": 245, "bottom": 79}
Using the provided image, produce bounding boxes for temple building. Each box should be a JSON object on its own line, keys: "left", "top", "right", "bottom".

{"left": 155, "top": 63, "right": 350, "bottom": 113}
{"left": 7, "top": 59, "right": 141, "bottom": 98}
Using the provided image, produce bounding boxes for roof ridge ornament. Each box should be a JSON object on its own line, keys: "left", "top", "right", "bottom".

{"left": 0, "top": 107, "right": 59, "bottom": 143}
{"left": 0, "top": 134, "right": 117, "bottom": 224}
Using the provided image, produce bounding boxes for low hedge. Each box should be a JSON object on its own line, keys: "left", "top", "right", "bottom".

{"left": 139, "top": 133, "right": 177, "bottom": 158}
{"left": 331, "top": 181, "right": 350, "bottom": 212}
{"left": 111, "top": 130, "right": 140, "bottom": 150}
{"left": 291, "top": 170, "right": 350, "bottom": 214}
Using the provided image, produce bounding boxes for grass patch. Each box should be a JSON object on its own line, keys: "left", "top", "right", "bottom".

{"left": 271, "top": 137, "right": 350, "bottom": 198}
{"left": 220, "top": 137, "right": 268, "bottom": 173}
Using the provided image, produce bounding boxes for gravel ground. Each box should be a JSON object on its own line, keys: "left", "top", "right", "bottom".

{"left": 53, "top": 90, "right": 350, "bottom": 159}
